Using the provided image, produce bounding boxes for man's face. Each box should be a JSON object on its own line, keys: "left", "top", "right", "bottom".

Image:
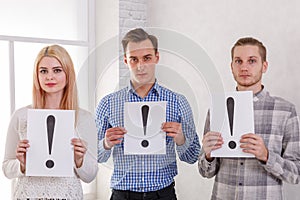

{"left": 231, "top": 45, "right": 268, "bottom": 91}
{"left": 124, "top": 39, "right": 159, "bottom": 88}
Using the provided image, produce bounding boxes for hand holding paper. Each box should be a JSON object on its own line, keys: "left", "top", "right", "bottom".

{"left": 104, "top": 127, "right": 127, "bottom": 149}
{"left": 72, "top": 138, "right": 87, "bottom": 168}
{"left": 202, "top": 132, "right": 223, "bottom": 161}
{"left": 161, "top": 122, "right": 185, "bottom": 146}
{"left": 240, "top": 133, "right": 269, "bottom": 162}
{"left": 16, "top": 139, "right": 30, "bottom": 173}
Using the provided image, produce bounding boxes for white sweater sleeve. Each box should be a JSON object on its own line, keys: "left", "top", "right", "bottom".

{"left": 74, "top": 109, "right": 98, "bottom": 183}
{"left": 2, "top": 107, "right": 28, "bottom": 179}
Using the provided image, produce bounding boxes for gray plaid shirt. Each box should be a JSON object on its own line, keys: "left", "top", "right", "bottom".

{"left": 198, "top": 89, "right": 300, "bottom": 200}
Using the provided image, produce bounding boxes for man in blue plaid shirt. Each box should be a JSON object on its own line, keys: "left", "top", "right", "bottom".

{"left": 198, "top": 37, "right": 300, "bottom": 200}
{"left": 96, "top": 28, "right": 200, "bottom": 200}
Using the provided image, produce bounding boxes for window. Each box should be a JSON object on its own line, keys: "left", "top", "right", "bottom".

{"left": 0, "top": 0, "right": 88, "bottom": 41}
{"left": 0, "top": 41, "right": 12, "bottom": 200}
{"left": 0, "top": 0, "right": 96, "bottom": 199}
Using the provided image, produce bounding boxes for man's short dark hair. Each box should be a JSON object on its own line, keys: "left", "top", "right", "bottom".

{"left": 122, "top": 28, "right": 158, "bottom": 55}
{"left": 231, "top": 37, "right": 267, "bottom": 62}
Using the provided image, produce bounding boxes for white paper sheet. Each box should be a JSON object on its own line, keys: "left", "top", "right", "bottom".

{"left": 26, "top": 109, "right": 75, "bottom": 177}
{"left": 210, "top": 91, "right": 254, "bottom": 157}
{"left": 124, "top": 101, "right": 167, "bottom": 155}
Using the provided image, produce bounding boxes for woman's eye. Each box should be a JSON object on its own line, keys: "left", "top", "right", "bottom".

{"left": 54, "top": 68, "right": 62, "bottom": 73}
{"left": 235, "top": 60, "right": 242, "bottom": 64}
{"left": 39, "top": 69, "right": 47, "bottom": 74}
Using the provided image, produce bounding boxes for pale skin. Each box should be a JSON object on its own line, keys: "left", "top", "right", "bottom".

{"left": 16, "top": 56, "right": 86, "bottom": 173}
{"left": 203, "top": 45, "right": 269, "bottom": 163}
{"left": 103, "top": 39, "right": 185, "bottom": 150}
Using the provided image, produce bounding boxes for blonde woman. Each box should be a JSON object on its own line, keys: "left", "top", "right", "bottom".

{"left": 2, "top": 45, "right": 98, "bottom": 200}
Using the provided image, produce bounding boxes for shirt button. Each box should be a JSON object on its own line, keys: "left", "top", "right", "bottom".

{"left": 239, "top": 183, "right": 243, "bottom": 186}
{"left": 240, "top": 162, "right": 244, "bottom": 165}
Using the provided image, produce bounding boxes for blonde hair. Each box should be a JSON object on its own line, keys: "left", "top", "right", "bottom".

{"left": 32, "top": 45, "right": 79, "bottom": 114}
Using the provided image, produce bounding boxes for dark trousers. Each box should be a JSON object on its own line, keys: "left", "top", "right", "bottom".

{"left": 110, "top": 182, "right": 177, "bottom": 200}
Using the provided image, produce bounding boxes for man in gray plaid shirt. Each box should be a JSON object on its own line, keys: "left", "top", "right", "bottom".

{"left": 198, "top": 37, "right": 300, "bottom": 200}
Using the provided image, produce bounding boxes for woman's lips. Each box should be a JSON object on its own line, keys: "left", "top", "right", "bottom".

{"left": 45, "top": 83, "right": 56, "bottom": 87}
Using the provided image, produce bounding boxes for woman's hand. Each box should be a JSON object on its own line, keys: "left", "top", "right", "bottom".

{"left": 16, "top": 139, "right": 30, "bottom": 173}
{"left": 72, "top": 138, "right": 87, "bottom": 168}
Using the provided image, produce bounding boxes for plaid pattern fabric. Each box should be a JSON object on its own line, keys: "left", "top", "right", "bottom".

{"left": 96, "top": 81, "right": 200, "bottom": 192}
{"left": 198, "top": 89, "right": 300, "bottom": 200}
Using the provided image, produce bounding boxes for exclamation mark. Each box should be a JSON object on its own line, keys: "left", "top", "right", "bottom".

{"left": 141, "top": 105, "right": 149, "bottom": 148}
{"left": 46, "top": 115, "right": 55, "bottom": 168}
{"left": 227, "top": 97, "right": 236, "bottom": 149}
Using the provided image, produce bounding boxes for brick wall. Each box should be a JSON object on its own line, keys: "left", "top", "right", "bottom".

{"left": 119, "top": 0, "right": 147, "bottom": 88}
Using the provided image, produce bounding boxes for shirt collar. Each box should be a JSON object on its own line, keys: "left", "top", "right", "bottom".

{"left": 127, "top": 79, "right": 161, "bottom": 97}
{"left": 253, "top": 85, "right": 266, "bottom": 102}
{"left": 235, "top": 85, "right": 266, "bottom": 102}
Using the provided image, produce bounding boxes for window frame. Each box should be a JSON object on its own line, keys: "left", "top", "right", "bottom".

{"left": 0, "top": 0, "right": 97, "bottom": 199}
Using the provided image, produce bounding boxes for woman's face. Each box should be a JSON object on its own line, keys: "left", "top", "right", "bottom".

{"left": 38, "top": 56, "right": 67, "bottom": 96}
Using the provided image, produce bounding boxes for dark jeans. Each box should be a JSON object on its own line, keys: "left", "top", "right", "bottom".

{"left": 110, "top": 182, "right": 177, "bottom": 200}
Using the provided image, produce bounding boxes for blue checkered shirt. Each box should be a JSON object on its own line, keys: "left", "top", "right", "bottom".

{"left": 96, "top": 81, "right": 200, "bottom": 192}
{"left": 198, "top": 89, "right": 300, "bottom": 200}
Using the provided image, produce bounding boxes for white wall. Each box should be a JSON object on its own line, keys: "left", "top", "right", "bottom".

{"left": 95, "top": 0, "right": 119, "bottom": 199}
{"left": 147, "top": 0, "right": 300, "bottom": 199}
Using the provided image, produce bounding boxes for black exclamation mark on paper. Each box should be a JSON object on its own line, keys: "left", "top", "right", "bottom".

{"left": 227, "top": 97, "right": 237, "bottom": 149}
{"left": 141, "top": 105, "right": 149, "bottom": 148}
{"left": 46, "top": 115, "right": 55, "bottom": 168}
